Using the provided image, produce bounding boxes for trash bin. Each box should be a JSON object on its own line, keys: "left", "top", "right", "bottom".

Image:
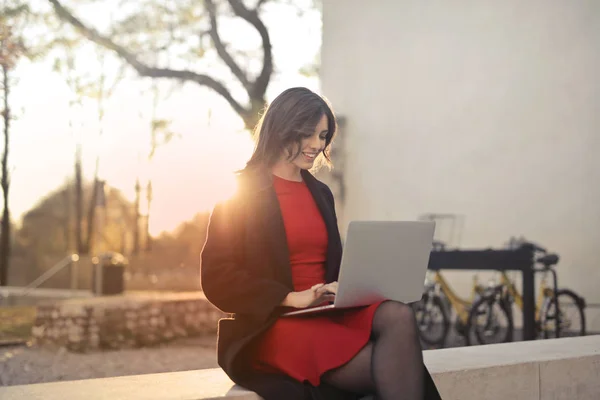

{"left": 92, "top": 252, "right": 128, "bottom": 295}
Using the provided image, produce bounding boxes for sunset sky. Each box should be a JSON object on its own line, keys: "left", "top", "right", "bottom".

{"left": 7, "top": 1, "right": 320, "bottom": 235}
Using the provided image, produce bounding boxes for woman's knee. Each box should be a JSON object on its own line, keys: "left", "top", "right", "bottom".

{"left": 373, "top": 301, "right": 417, "bottom": 334}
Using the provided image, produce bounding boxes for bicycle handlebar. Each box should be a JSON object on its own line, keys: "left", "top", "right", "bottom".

{"left": 507, "top": 236, "right": 547, "bottom": 253}
{"left": 528, "top": 242, "right": 547, "bottom": 254}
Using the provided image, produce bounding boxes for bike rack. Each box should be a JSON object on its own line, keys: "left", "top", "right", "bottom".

{"left": 428, "top": 246, "right": 538, "bottom": 341}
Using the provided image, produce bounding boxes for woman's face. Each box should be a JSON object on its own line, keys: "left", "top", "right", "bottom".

{"left": 288, "top": 114, "right": 329, "bottom": 170}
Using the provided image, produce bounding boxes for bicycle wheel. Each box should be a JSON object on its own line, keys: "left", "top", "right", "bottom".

{"left": 466, "top": 290, "right": 513, "bottom": 346}
{"left": 412, "top": 293, "right": 450, "bottom": 347}
{"left": 541, "top": 289, "right": 586, "bottom": 338}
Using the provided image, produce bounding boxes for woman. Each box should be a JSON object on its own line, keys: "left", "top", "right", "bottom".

{"left": 201, "top": 87, "right": 441, "bottom": 400}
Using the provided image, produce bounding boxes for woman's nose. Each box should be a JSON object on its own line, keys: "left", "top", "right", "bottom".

{"left": 310, "top": 135, "right": 322, "bottom": 149}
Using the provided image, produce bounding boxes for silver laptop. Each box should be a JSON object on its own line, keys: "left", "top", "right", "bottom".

{"left": 281, "top": 220, "right": 435, "bottom": 317}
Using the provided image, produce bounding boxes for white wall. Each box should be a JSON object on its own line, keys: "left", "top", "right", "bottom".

{"left": 321, "top": 0, "right": 600, "bottom": 330}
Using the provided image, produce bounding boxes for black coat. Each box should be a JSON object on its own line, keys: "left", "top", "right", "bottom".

{"left": 201, "top": 168, "right": 441, "bottom": 400}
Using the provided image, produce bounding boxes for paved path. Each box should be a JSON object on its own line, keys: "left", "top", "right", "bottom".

{"left": 0, "top": 336, "right": 218, "bottom": 386}
{"left": 4, "top": 329, "right": 594, "bottom": 387}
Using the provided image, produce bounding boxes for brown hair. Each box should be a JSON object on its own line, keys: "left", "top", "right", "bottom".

{"left": 244, "top": 87, "right": 337, "bottom": 171}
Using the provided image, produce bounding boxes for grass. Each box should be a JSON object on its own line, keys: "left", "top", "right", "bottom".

{"left": 0, "top": 306, "right": 37, "bottom": 342}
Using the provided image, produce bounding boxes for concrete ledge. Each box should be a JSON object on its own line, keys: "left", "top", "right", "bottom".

{"left": 1, "top": 336, "right": 599, "bottom": 400}
{"left": 0, "top": 369, "right": 259, "bottom": 400}
{"left": 425, "top": 335, "right": 600, "bottom": 400}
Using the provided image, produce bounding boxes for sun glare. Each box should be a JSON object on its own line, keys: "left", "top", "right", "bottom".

{"left": 10, "top": 0, "right": 321, "bottom": 241}
{"left": 144, "top": 126, "right": 255, "bottom": 236}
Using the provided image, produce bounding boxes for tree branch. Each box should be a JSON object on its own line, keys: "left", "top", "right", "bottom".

{"left": 226, "top": 0, "right": 272, "bottom": 100}
{"left": 256, "top": 0, "right": 270, "bottom": 9}
{"left": 47, "top": 0, "right": 249, "bottom": 119}
{"left": 204, "top": 0, "right": 251, "bottom": 92}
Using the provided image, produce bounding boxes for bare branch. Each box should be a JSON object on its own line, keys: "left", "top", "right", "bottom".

{"left": 256, "top": 0, "right": 270, "bottom": 9}
{"left": 204, "top": 0, "right": 251, "bottom": 92}
{"left": 105, "top": 62, "right": 127, "bottom": 99}
{"left": 47, "top": 0, "right": 249, "bottom": 119}
{"left": 226, "top": 0, "right": 272, "bottom": 100}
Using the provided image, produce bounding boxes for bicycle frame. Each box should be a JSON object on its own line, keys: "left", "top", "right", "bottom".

{"left": 433, "top": 271, "right": 481, "bottom": 324}
{"left": 499, "top": 270, "right": 559, "bottom": 336}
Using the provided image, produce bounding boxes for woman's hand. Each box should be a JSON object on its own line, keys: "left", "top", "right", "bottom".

{"left": 281, "top": 282, "right": 339, "bottom": 309}
{"left": 320, "top": 281, "right": 338, "bottom": 295}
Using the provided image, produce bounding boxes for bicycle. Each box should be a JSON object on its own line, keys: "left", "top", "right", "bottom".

{"left": 413, "top": 242, "right": 513, "bottom": 347}
{"left": 468, "top": 239, "right": 586, "bottom": 345}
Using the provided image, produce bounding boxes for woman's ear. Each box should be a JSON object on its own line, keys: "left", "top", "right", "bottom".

{"left": 284, "top": 142, "right": 299, "bottom": 161}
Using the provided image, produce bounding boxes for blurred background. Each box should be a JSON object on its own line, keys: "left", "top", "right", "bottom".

{"left": 2, "top": 0, "right": 321, "bottom": 293}
{"left": 0, "top": 0, "right": 598, "bottom": 387}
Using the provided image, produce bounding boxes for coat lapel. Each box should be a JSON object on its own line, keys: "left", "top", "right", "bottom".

{"left": 250, "top": 170, "right": 294, "bottom": 289}
{"left": 301, "top": 170, "right": 342, "bottom": 284}
{"left": 247, "top": 168, "right": 342, "bottom": 289}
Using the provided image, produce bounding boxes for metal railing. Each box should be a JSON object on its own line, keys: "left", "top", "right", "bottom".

{"left": 20, "top": 254, "right": 80, "bottom": 296}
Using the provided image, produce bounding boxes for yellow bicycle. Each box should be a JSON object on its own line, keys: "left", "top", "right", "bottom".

{"left": 469, "top": 239, "right": 586, "bottom": 344}
{"left": 414, "top": 245, "right": 513, "bottom": 347}
{"left": 468, "top": 241, "right": 586, "bottom": 344}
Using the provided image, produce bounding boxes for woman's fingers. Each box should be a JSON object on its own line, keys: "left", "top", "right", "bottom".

{"left": 319, "top": 282, "right": 338, "bottom": 295}
{"left": 309, "top": 292, "right": 335, "bottom": 307}
{"left": 311, "top": 283, "right": 325, "bottom": 292}
{"left": 311, "top": 282, "right": 338, "bottom": 303}
{"left": 324, "top": 293, "right": 335, "bottom": 301}
{"left": 315, "top": 286, "right": 331, "bottom": 296}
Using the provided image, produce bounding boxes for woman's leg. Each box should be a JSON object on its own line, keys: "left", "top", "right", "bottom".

{"left": 371, "top": 301, "right": 424, "bottom": 400}
{"left": 322, "top": 301, "right": 424, "bottom": 399}
{"left": 322, "top": 341, "right": 375, "bottom": 394}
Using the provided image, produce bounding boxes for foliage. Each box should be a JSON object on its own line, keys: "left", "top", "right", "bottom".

{"left": 15, "top": 181, "right": 137, "bottom": 279}
{"left": 129, "top": 212, "right": 210, "bottom": 273}
{"left": 47, "top": 0, "right": 281, "bottom": 129}
{"left": 12, "top": 179, "right": 211, "bottom": 289}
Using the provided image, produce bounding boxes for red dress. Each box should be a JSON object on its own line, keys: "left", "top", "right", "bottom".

{"left": 251, "top": 175, "right": 381, "bottom": 386}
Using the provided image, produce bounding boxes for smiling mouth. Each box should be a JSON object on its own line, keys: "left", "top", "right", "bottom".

{"left": 302, "top": 152, "right": 318, "bottom": 160}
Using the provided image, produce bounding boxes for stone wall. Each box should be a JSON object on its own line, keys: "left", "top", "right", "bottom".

{"left": 31, "top": 292, "right": 226, "bottom": 352}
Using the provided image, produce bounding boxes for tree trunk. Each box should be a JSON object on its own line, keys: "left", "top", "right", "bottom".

{"left": 133, "top": 178, "right": 140, "bottom": 255}
{"left": 62, "top": 180, "right": 72, "bottom": 252}
{"left": 74, "top": 143, "right": 84, "bottom": 255}
{"left": 145, "top": 180, "right": 152, "bottom": 252}
{"left": 85, "top": 157, "right": 100, "bottom": 255}
{"left": 85, "top": 178, "right": 98, "bottom": 254}
{"left": 0, "top": 63, "right": 10, "bottom": 286}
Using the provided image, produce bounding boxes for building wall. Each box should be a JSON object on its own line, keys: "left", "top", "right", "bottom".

{"left": 321, "top": 0, "right": 600, "bottom": 330}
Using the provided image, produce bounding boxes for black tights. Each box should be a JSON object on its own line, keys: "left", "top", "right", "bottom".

{"left": 322, "top": 301, "right": 424, "bottom": 400}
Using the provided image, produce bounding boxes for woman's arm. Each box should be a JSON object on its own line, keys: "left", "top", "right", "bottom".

{"left": 201, "top": 197, "right": 291, "bottom": 321}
